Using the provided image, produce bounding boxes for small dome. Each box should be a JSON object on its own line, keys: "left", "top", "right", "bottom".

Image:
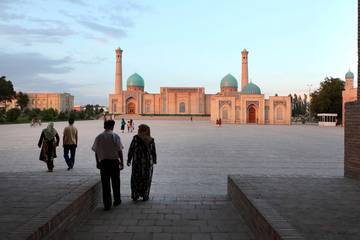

{"left": 242, "top": 82, "right": 261, "bottom": 94}
{"left": 345, "top": 70, "right": 354, "bottom": 79}
{"left": 127, "top": 73, "right": 144, "bottom": 87}
{"left": 220, "top": 74, "right": 238, "bottom": 88}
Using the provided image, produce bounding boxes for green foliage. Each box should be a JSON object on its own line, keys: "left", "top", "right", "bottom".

{"left": 40, "top": 108, "right": 58, "bottom": 122}
{"left": 0, "top": 76, "right": 16, "bottom": 107}
{"left": 6, "top": 108, "right": 21, "bottom": 121}
{"left": 290, "top": 93, "right": 309, "bottom": 118}
{"left": 310, "top": 77, "right": 345, "bottom": 122}
{"left": 16, "top": 92, "right": 29, "bottom": 110}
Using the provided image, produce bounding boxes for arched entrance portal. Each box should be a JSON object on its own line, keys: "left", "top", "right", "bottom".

{"left": 126, "top": 97, "right": 137, "bottom": 114}
{"left": 248, "top": 105, "right": 256, "bottom": 123}
{"left": 127, "top": 102, "right": 136, "bottom": 114}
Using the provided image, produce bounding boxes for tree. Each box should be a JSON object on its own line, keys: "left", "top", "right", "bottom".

{"left": 310, "top": 77, "right": 345, "bottom": 122}
{"left": 0, "top": 76, "right": 16, "bottom": 109}
{"left": 6, "top": 108, "right": 21, "bottom": 122}
{"left": 16, "top": 92, "right": 29, "bottom": 111}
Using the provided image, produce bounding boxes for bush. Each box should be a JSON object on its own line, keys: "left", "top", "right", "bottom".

{"left": 6, "top": 108, "right": 21, "bottom": 122}
{"left": 40, "top": 108, "right": 58, "bottom": 122}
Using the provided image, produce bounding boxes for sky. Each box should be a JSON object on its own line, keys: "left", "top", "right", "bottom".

{"left": 0, "top": 0, "right": 357, "bottom": 105}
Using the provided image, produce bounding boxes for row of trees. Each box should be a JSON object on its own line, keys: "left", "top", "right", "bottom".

{"left": 0, "top": 105, "right": 104, "bottom": 123}
{"left": 1, "top": 76, "right": 105, "bottom": 123}
{"left": 289, "top": 94, "right": 309, "bottom": 118}
{"left": 289, "top": 77, "right": 345, "bottom": 123}
{"left": 0, "top": 76, "right": 29, "bottom": 110}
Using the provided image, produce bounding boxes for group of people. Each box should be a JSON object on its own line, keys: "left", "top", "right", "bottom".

{"left": 38, "top": 118, "right": 78, "bottom": 172}
{"left": 215, "top": 118, "right": 222, "bottom": 127}
{"left": 37, "top": 119, "right": 157, "bottom": 211}
{"left": 120, "top": 118, "right": 135, "bottom": 133}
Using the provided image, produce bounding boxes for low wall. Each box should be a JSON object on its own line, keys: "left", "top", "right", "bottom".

{"left": 10, "top": 179, "right": 101, "bottom": 240}
{"left": 228, "top": 175, "right": 304, "bottom": 240}
{"left": 345, "top": 101, "right": 360, "bottom": 179}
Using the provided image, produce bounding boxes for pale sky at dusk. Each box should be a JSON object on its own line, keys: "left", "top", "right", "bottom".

{"left": 0, "top": 0, "right": 357, "bottom": 104}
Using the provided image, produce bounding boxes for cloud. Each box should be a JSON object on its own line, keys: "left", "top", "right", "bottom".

{"left": 62, "top": 0, "right": 87, "bottom": 6}
{"left": 77, "top": 20, "right": 126, "bottom": 38}
{"left": 0, "top": 23, "right": 73, "bottom": 44}
{"left": 0, "top": 51, "right": 75, "bottom": 92}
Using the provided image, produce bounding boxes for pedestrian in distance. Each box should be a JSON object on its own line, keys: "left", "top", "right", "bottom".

{"left": 92, "top": 120, "right": 124, "bottom": 211}
{"left": 120, "top": 118, "right": 126, "bottom": 133}
{"left": 127, "top": 124, "right": 157, "bottom": 202}
{"left": 130, "top": 119, "right": 134, "bottom": 132}
{"left": 38, "top": 122, "right": 60, "bottom": 172}
{"left": 127, "top": 120, "right": 131, "bottom": 133}
{"left": 63, "top": 118, "right": 78, "bottom": 170}
{"left": 219, "top": 118, "right": 222, "bottom": 127}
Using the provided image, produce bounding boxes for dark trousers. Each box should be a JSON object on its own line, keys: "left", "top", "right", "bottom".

{"left": 64, "top": 144, "right": 76, "bottom": 168}
{"left": 100, "top": 159, "right": 121, "bottom": 209}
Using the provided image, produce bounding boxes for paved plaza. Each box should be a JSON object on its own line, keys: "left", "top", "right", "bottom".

{"left": 0, "top": 120, "right": 344, "bottom": 195}
{"left": 230, "top": 176, "right": 360, "bottom": 240}
{"left": 0, "top": 120, "right": 344, "bottom": 239}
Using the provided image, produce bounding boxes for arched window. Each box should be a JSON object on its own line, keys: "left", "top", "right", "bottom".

{"left": 179, "top": 102, "right": 186, "bottom": 113}
{"left": 145, "top": 100, "right": 151, "bottom": 113}
{"left": 222, "top": 108, "right": 228, "bottom": 120}
{"left": 276, "top": 106, "right": 283, "bottom": 121}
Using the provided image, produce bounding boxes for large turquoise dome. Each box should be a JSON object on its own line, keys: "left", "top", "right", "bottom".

{"left": 242, "top": 82, "right": 261, "bottom": 94}
{"left": 345, "top": 70, "right": 354, "bottom": 79}
{"left": 127, "top": 73, "right": 144, "bottom": 87}
{"left": 220, "top": 74, "right": 238, "bottom": 88}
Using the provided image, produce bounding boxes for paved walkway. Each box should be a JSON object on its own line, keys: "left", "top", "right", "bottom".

{"left": 62, "top": 195, "right": 254, "bottom": 240}
{"left": 0, "top": 120, "right": 345, "bottom": 239}
{"left": 0, "top": 171, "right": 97, "bottom": 239}
{"left": 231, "top": 176, "right": 360, "bottom": 240}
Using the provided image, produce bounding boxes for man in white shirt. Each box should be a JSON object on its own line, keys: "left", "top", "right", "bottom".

{"left": 92, "top": 120, "right": 124, "bottom": 210}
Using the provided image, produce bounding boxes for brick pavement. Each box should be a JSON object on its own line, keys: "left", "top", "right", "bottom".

{"left": 61, "top": 195, "right": 254, "bottom": 240}
{"left": 0, "top": 120, "right": 345, "bottom": 239}
{"left": 229, "top": 175, "right": 360, "bottom": 240}
{"left": 0, "top": 171, "right": 99, "bottom": 239}
{"left": 0, "top": 120, "right": 344, "bottom": 195}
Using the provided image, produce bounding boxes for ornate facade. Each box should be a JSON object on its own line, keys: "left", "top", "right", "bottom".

{"left": 109, "top": 48, "right": 291, "bottom": 125}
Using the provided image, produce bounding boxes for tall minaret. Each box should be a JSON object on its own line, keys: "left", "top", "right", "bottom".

{"left": 115, "top": 47, "right": 123, "bottom": 94}
{"left": 241, "top": 49, "right": 249, "bottom": 90}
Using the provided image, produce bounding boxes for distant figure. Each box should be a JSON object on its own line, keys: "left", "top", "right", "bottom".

{"left": 63, "top": 118, "right": 78, "bottom": 170}
{"left": 92, "top": 120, "right": 124, "bottom": 210}
{"left": 120, "top": 118, "right": 126, "bottom": 133}
{"left": 190, "top": 116, "right": 193, "bottom": 121}
{"left": 127, "top": 124, "right": 157, "bottom": 201}
{"left": 103, "top": 114, "right": 107, "bottom": 122}
{"left": 219, "top": 118, "right": 222, "bottom": 127}
{"left": 38, "top": 122, "right": 60, "bottom": 172}
{"left": 127, "top": 121, "right": 131, "bottom": 132}
{"left": 130, "top": 119, "right": 134, "bottom": 132}
{"left": 216, "top": 118, "right": 219, "bottom": 126}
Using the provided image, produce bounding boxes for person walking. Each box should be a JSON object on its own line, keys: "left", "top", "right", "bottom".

{"left": 130, "top": 119, "right": 134, "bottom": 132}
{"left": 63, "top": 118, "right": 78, "bottom": 170}
{"left": 92, "top": 120, "right": 124, "bottom": 210}
{"left": 127, "top": 124, "right": 157, "bottom": 201}
{"left": 38, "top": 122, "right": 60, "bottom": 172}
{"left": 120, "top": 118, "right": 126, "bottom": 133}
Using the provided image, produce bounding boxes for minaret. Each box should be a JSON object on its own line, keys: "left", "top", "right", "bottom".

{"left": 345, "top": 69, "right": 354, "bottom": 90}
{"left": 241, "top": 49, "right": 249, "bottom": 90}
{"left": 115, "top": 47, "right": 123, "bottom": 94}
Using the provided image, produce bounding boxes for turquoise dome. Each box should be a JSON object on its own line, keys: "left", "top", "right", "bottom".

{"left": 127, "top": 73, "right": 144, "bottom": 87}
{"left": 220, "top": 74, "right": 238, "bottom": 88}
{"left": 242, "top": 82, "right": 261, "bottom": 94}
{"left": 345, "top": 70, "right": 354, "bottom": 79}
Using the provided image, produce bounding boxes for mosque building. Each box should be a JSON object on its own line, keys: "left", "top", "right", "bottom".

{"left": 109, "top": 48, "right": 291, "bottom": 125}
